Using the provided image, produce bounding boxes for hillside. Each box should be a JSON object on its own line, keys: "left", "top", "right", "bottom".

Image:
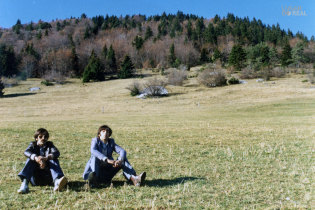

{"left": 0, "top": 12, "right": 314, "bottom": 82}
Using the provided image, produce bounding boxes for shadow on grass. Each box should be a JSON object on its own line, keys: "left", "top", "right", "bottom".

{"left": 67, "top": 177, "right": 202, "bottom": 191}
{"left": 168, "top": 92, "right": 184, "bottom": 97}
{"left": 67, "top": 180, "right": 88, "bottom": 192}
{"left": 145, "top": 176, "right": 202, "bottom": 187}
{"left": 4, "top": 92, "right": 38, "bottom": 98}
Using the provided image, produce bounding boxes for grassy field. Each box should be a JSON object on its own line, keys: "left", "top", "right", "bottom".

{"left": 0, "top": 72, "right": 314, "bottom": 209}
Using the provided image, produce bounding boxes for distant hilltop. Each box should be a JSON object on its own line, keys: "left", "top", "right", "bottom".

{"left": 0, "top": 12, "right": 314, "bottom": 80}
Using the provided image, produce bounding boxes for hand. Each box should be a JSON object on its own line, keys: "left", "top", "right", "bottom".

{"left": 114, "top": 160, "right": 122, "bottom": 168}
{"left": 106, "top": 159, "right": 115, "bottom": 165}
{"left": 35, "top": 156, "right": 48, "bottom": 169}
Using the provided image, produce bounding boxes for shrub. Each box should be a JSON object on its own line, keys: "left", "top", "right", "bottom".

{"left": 143, "top": 77, "right": 167, "bottom": 96}
{"left": 126, "top": 81, "right": 142, "bottom": 96}
{"left": 0, "top": 79, "right": 4, "bottom": 97}
{"left": 1, "top": 76, "right": 19, "bottom": 87}
{"left": 197, "top": 69, "right": 227, "bottom": 87}
{"left": 167, "top": 69, "right": 187, "bottom": 86}
{"left": 43, "top": 71, "right": 65, "bottom": 84}
{"left": 259, "top": 68, "right": 272, "bottom": 81}
{"left": 160, "top": 68, "right": 165, "bottom": 75}
{"left": 17, "top": 71, "right": 27, "bottom": 81}
{"left": 271, "top": 67, "right": 286, "bottom": 78}
{"left": 228, "top": 77, "right": 240, "bottom": 85}
{"left": 240, "top": 68, "right": 257, "bottom": 79}
{"left": 41, "top": 80, "right": 54, "bottom": 86}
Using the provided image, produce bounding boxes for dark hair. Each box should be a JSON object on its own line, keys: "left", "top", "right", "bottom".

{"left": 97, "top": 125, "right": 112, "bottom": 137}
{"left": 34, "top": 128, "right": 49, "bottom": 140}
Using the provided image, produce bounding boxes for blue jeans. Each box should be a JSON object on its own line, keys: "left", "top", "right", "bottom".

{"left": 18, "top": 158, "right": 64, "bottom": 186}
{"left": 83, "top": 156, "right": 136, "bottom": 183}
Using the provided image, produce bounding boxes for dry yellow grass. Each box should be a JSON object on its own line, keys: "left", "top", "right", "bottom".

{"left": 1, "top": 73, "right": 314, "bottom": 121}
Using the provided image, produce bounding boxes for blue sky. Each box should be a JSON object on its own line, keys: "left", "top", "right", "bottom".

{"left": 0, "top": 0, "right": 314, "bottom": 38}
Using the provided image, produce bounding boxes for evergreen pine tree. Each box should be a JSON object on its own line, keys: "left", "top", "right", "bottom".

{"left": 71, "top": 47, "right": 80, "bottom": 77}
{"left": 0, "top": 78, "right": 4, "bottom": 97}
{"left": 200, "top": 48, "right": 209, "bottom": 63}
{"left": 81, "top": 13, "right": 87, "bottom": 19}
{"left": 13, "top": 19, "right": 22, "bottom": 34}
{"left": 82, "top": 50, "right": 104, "bottom": 82}
{"left": 228, "top": 44, "right": 247, "bottom": 71}
{"left": 144, "top": 26, "right": 153, "bottom": 40}
{"left": 203, "top": 23, "right": 216, "bottom": 44}
{"left": 0, "top": 44, "right": 18, "bottom": 77}
{"left": 118, "top": 55, "right": 135, "bottom": 79}
{"left": 213, "top": 15, "right": 220, "bottom": 24}
{"left": 186, "top": 20, "right": 192, "bottom": 40}
{"left": 260, "top": 44, "right": 270, "bottom": 66}
{"left": 56, "top": 22, "right": 62, "bottom": 31}
{"left": 37, "top": 30, "right": 42, "bottom": 39}
{"left": 213, "top": 48, "right": 222, "bottom": 61}
{"left": 158, "top": 19, "right": 168, "bottom": 37}
{"left": 281, "top": 42, "right": 292, "bottom": 67}
{"left": 132, "top": 35, "right": 144, "bottom": 50}
{"left": 106, "top": 45, "right": 117, "bottom": 72}
{"left": 268, "top": 47, "right": 279, "bottom": 67}
{"left": 84, "top": 26, "right": 91, "bottom": 39}
{"left": 25, "top": 21, "right": 34, "bottom": 31}
{"left": 102, "top": 44, "right": 108, "bottom": 58}
{"left": 168, "top": 43, "right": 176, "bottom": 67}
{"left": 195, "top": 18, "right": 205, "bottom": 40}
{"left": 292, "top": 42, "right": 304, "bottom": 68}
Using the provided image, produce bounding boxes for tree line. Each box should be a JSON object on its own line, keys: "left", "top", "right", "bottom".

{"left": 0, "top": 11, "right": 314, "bottom": 86}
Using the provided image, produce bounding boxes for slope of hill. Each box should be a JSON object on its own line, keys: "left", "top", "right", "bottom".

{"left": 0, "top": 12, "right": 314, "bottom": 81}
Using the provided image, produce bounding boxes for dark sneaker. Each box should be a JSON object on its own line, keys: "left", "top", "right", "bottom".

{"left": 88, "top": 172, "right": 96, "bottom": 188}
{"left": 139, "top": 172, "right": 146, "bottom": 186}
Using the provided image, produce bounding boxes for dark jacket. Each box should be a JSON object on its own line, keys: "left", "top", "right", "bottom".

{"left": 24, "top": 141, "right": 60, "bottom": 160}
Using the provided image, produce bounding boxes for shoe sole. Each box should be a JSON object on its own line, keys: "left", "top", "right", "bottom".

{"left": 140, "top": 172, "right": 146, "bottom": 186}
{"left": 17, "top": 189, "right": 29, "bottom": 194}
{"left": 55, "top": 177, "right": 68, "bottom": 191}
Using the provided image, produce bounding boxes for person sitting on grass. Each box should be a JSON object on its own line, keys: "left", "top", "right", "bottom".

{"left": 83, "top": 125, "right": 146, "bottom": 187}
{"left": 17, "top": 128, "right": 68, "bottom": 194}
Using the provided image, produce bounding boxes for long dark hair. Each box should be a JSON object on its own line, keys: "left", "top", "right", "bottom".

{"left": 34, "top": 128, "right": 49, "bottom": 140}
{"left": 97, "top": 125, "right": 112, "bottom": 137}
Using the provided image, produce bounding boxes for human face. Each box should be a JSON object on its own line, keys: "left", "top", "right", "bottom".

{"left": 99, "top": 130, "right": 110, "bottom": 141}
{"left": 36, "top": 134, "right": 47, "bottom": 146}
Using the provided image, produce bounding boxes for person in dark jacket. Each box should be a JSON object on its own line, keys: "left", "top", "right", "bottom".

{"left": 17, "top": 128, "right": 67, "bottom": 194}
{"left": 83, "top": 125, "right": 146, "bottom": 187}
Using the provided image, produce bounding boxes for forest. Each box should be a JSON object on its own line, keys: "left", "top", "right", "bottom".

{"left": 0, "top": 11, "right": 314, "bottom": 87}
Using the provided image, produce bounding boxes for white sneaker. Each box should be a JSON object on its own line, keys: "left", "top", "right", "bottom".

{"left": 54, "top": 176, "right": 68, "bottom": 191}
{"left": 17, "top": 181, "right": 29, "bottom": 194}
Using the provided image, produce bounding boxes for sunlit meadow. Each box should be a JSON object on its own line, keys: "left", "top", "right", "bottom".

{"left": 0, "top": 72, "right": 314, "bottom": 209}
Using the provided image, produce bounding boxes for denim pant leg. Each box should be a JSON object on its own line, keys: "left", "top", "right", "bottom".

{"left": 88, "top": 156, "right": 101, "bottom": 180}
{"left": 47, "top": 159, "right": 64, "bottom": 182}
{"left": 121, "top": 158, "right": 137, "bottom": 180}
{"left": 18, "top": 158, "right": 36, "bottom": 182}
{"left": 98, "top": 159, "right": 136, "bottom": 182}
{"left": 98, "top": 164, "right": 121, "bottom": 182}
{"left": 18, "top": 159, "right": 52, "bottom": 186}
